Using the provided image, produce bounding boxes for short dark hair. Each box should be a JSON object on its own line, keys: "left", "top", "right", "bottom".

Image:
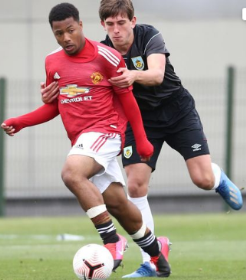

{"left": 99, "top": 0, "right": 134, "bottom": 21}
{"left": 49, "top": 2, "right": 80, "bottom": 27}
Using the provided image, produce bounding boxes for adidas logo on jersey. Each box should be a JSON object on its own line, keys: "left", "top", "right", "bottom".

{"left": 54, "top": 72, "right": 60, "bottom": 79}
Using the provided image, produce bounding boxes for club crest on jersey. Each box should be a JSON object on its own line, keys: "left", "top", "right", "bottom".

{"left": 123, "top": 146, "right": 133, "bottom": 159}
{"left": 91, "top": 72, "right": 103, "bottom": 84}
{"left": 60, "top": 84, "right": 90, "bottom": 97}
{"left": 131, "top": 56, "right": 144, "bottom": 70}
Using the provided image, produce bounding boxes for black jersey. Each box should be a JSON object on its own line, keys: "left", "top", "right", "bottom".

{"left": 101, "top": 24, "right": 182, "bottom": 110}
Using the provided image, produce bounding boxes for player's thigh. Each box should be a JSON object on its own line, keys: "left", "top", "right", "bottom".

{"left": 92, "top": 157, "right": 125, "bottom": 194}
{"left": 69, "top": 132, "right": 121, "bottom": 169}
{"left": 122, "top": 128, "right": 164, "bottom": 172}
{"left": 166, "top": 109, "right": 210, "bottom": 161}
{"left": 62, "top": 154, "right": 102, "bottom": 181}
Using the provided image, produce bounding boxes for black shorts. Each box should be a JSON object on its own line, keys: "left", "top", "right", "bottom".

{"left": 122, "top": 90, "right": 210, "bottom": 171}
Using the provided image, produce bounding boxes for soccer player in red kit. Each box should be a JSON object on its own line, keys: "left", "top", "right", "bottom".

{"left": 1, "top": 3, "right": 171, "bottom": 277}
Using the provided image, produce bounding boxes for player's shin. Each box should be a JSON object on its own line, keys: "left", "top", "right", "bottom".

{"left": 86, "top": 204, "right": 118, "bottom": 244}
{"left": 86, "top": 204, "right": 128, "bottom": 271}
{"left": 131, "top": 224, "right": 159, "bottom": 257}
{"left": 131, "top": 224, "right": 171, "bottom": 277}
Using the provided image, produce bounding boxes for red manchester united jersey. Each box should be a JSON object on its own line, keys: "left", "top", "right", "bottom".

{"left": 45, "top": 39, "right": 132, "bottom": 145}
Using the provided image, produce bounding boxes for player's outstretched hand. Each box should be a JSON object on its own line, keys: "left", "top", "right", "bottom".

{"left": 1, "top": 122, "right": 16, "bottom": 136}
{"left": 41, "top": 81, "right": 59, "bottom": 104}
{"left": 1, "top": 118, "right": 23, "bottom": 136}
{"left": 137, "top": 139, "right": 154, "bottom": 162}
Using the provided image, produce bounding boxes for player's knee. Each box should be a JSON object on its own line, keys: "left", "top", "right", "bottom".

{"left": 61, "top": 169, "right": 71, "bottom": 187}
{"left": 61, "top": 167, "right": 78, "bottom": 190}
{"left": 192, "top": 175, "right": 214, "bottom": 190}
{"left": 128, "top": 186, "right": 141, "bottom": 197}
{"left": 128, "top": 182, "right": 148, "bottom": 197}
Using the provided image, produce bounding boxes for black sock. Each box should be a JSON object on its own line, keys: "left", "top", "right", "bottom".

{"left": 133, "top": 231, "right": 159, "bottom": 257}
{"left": 95, "top": 220, "right": 119, "bottom": 244}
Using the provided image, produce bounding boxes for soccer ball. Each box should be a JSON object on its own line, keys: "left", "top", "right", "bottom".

{"left": 73, "top": 244, "right": 114, "bottom": 280}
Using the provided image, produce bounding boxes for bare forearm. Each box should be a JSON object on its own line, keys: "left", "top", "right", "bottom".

{"left": 133, "top": 68, "right": 164, "bottom": 86}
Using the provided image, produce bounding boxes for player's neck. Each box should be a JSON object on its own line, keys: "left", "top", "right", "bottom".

{"left": 115, "top": 34, "right": 134, "bottom": 56}
{"left": 117, "top": 45, "right": 130, "bottom": 55}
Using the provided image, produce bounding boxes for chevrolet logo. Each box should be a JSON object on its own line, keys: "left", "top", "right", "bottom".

{"left": 60, "top": 84, "right": 90, "bottom": 97}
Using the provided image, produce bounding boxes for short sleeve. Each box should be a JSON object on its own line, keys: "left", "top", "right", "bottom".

{"left": 145, "top": 32, "right": 170, "bottom": 58}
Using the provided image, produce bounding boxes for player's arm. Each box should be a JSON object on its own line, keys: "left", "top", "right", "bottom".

{"left": 109, "top": 30, "right": 167, "bottom": 88}
{"left": 136, "top": 53, "right": 165, "bottom": 85}
{"left": 107, "top": 56, "right": 153, "bottom": 160}
{"left": 117, "top": 90, "right": 153, "bottom": 161}
{"left": 106, "top": 53, "right": 153, "bottom": 160}
{"left": 109, "top": 53, "right": 165, "bottom": 87}
{"left": 1, "top": 103, "right": 59, "bottom": 136}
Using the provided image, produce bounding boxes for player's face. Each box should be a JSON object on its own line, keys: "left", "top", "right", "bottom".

{"left": 52, "top": 17, "right": 85, "bottom": 55}
{"left": 101, "top": 14, "right": 136, "bottom": 54}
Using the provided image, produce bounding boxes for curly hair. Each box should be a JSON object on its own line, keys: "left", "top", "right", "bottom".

{"left": 49, "top": 2, "right": 80, "bottom": 27}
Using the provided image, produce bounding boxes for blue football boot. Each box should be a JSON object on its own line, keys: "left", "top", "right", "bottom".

{"left": 216, "top": 170, "right": 243, "bottom": 210}
{"left": 122, "top": 262, "right": 157, "bottom": 278}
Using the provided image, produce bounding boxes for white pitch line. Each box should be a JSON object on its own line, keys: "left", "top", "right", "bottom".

{"left": 0, "top": 234, "right": 100, "bottom": 242}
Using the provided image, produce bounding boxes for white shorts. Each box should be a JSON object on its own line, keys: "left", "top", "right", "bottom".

{"left": 68, "top": 132, "right": 125, "bottom": 193}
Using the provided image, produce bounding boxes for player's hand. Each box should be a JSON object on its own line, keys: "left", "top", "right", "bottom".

{"left": 41, "top": 81, "right": 59, "bottom": 104}
{"left": 1, "top": 118, "right": 23, "bottom": 136}
{"left": 108, "top": 68, "right": 136, "bottom": 88}
{"left": 1, "top": 122, "right": 16, "bottom": 136}
{"left": 137, "top": 140, "right": 154, "bottom": 162}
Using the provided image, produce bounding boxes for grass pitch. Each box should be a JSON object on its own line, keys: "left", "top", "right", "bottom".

{"left": 0, "top": 213, "right": 246, "bottom": 280}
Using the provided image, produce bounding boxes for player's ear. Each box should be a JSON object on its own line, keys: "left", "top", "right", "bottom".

{"left": 101, "top": 20, "right": 106, "bottom": 30}
{"left": 131, "top": 16, "right": 137, "bottom": 28}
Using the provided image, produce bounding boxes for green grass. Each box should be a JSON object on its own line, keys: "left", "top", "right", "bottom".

{"left": 0, "top": 213, "right": 246, "bottom": 280}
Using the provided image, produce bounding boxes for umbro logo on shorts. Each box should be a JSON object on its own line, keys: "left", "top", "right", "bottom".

{"left": 191, "top": 143, "right": 201, "bottom": 152}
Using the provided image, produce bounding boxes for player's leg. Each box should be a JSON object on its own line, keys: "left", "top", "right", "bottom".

{"left": 125, "top": 163, "right": 153, "bottom": 233}
{"left": 186, "top": 155, "right": 243, "bottom": 210}
{"left": 103, "top": 179, "right": 146, "bottom": 234}
{"left": 122, "top": 130, "right": 167, "bottom": 277}
{"left": 103, "top": 181, "right": 171, "bottom": 278}
{"left": 167, "top": 108, "right": 243, "bottom": 210}
{"left": 123, "top": 130, "right": 158, "bottom": 239}
{"left": 186, "top": 154, "right": 214, "bottom": 190}
{"left": 61, "top": 132, "right": 127, "bottom": 271}
{"left": 61, "top": 154, "right": 104, "bottom": 209}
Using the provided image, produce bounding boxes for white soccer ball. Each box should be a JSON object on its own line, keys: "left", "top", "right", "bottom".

{"left": 73, "top": 244, "right": 114, "bottom": 280}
